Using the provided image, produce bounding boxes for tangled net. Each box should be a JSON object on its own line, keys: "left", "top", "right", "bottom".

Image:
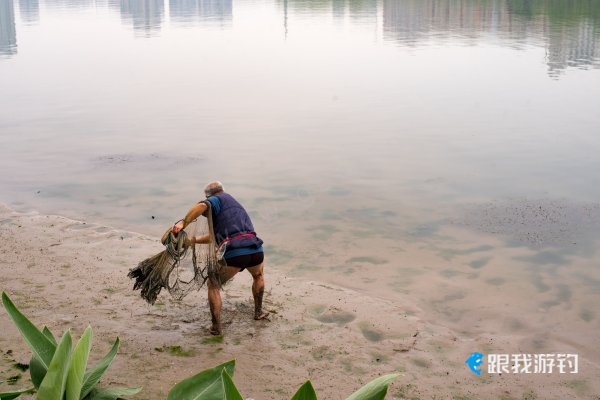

{"left": 128, "top": 202, "right": 222, "bottom": 305}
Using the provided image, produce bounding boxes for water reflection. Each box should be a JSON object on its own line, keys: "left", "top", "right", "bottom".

{"left": 2, "top": 0, "right": 598, "bottom": 76}
{"left": 0, "top": 0, "right": 17, "bottom": 57}
{"left": 19, "top": 0, "right": 39, "bottom": 24}
{"left": 279, "top": 0, "right": 378, "bottom": 17}
{"left": 169, "top": 0, "right": 232, "bottom": 27}
{"left": 119, "top": 0, "right": 164, "bottom": 36}
{"left": 44, "top": 0, "right": 96, "bottom": 9}
{"left": 347, "top": 0, "right": 377, "bottom": 21}
{"left": 381, "top": 0, "right": 600, "bottom": 76}
{"left": 545, "top": 18, "right": 600, "bottom": 76}
{"left": 277, "top": 0, "right": 600, "bottom": 76}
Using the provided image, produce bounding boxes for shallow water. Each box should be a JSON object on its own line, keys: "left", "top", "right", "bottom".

{"left": 1, "top": 0, "right": 600, "bottom": 353}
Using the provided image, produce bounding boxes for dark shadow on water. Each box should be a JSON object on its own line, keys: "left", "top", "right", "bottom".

{"left": 439, "top": 269, "right": 461, "bottom": 278}
{"left": 514, "top": 250, "right": 569, "bottom": 266}
{"left": 408, "top": 222, "right": 440, "bottom": 238}
{"left": 358, "top": 321, "right": 384, "bottom": 342}
{"left": 327, "top": 186, "right": 352, "bottom": 197}
{"left": 573, "top": 272, "right": 600, "bottom": 294}
{"left": 436, "top": 244, "right": 494, "bottom": 261}
{"left": 443, "top": 291, "right": 465, "bottom": 302}
{"left": 579, "top": 309, "right": 594, "bottom": 322}
{"left": 308, "top": 224, "right": 339, "bottom": 240}
{"left": 263, "top": 244, "right": 294, "bottom": 265}
{"left": 529, "top": 271, "right": 551, "bottom": 293}
{"left": 289, "top": 262, "right": 320, "bottom": 276}
{"left": 468, "top": 257, "right": 492, "bottom": 269}
{"left": 452, "top": 198, "right": 600, "bottom": 261}
{"left": 346, "top": 256, "right": 387, "bottom": 265}
{"left": 320, "top": 209, "right": 343, "bottom": 221}
{"left": 556, "top": 283, "right": 572, "bottom": 302}
{"left": 486, "top": 277, "right": 505, "bottom": 286}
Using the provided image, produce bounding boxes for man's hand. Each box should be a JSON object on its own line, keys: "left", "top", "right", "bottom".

{"left": 172, "top": 220, "right": 184, "bottom": 235}
{"left": 172, "top": 202, "right": 208, "bottom": 236}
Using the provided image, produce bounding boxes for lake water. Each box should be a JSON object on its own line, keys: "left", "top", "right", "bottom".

{"left": 1, "top": 0, "right": 600, "bottom": 363}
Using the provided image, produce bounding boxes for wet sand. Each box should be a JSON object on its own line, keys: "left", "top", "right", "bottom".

{"left": 1, "top": 204, "right": 599, "bottom": 399}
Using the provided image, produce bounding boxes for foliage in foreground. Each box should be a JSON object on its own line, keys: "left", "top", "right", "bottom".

{"left": 1, "top": 291, "right": 398, "bottom": 400}
{"left": 0, "top": 292, "right": 140, "bottom": 400}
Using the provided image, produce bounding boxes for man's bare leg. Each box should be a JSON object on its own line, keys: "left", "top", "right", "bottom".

{"left": 247, "top": 263, "right": 268, "bottom": 320}
{"left": 207, "top": 265, "right": 240, "bottom": 335}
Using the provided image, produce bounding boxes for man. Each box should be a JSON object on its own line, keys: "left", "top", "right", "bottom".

{"left": 172, "top": 181, "right": 267, "bottom": 335}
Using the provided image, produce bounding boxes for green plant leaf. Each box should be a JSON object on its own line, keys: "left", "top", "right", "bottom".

{"left": 29, "top": 327, "right": 58, "bottom": 389}
{"left": 345, "top": 374, "right": 399, "bottom": 400}
{"left": 1, "top": 292, "right": 56, "bottom": 369}
{"left": 0, "top": 387, "right": 35, "bottom": 400}
{"left": 42, "top": 326, "right": 57, "bottom": 346}
{"left": 291, "top": 381, "right": 318, "bottom": 400}
{"left": 37, "top": 330, "right": 73, "bottom": 400}
{"left": 80, "top": 337, "right": 120, "bottom": 399}
{"left": 29, "top": 355, "right": 46, "bottom": 389}
{"left": 222, "top": 370, "right": 243, "bottom": 400}
{"left": 66, "top": 326, "right": 93, "bottom": 400}
{"left": 86, "top": 386, "right": 142, "bottom": 400}
{"left": 166, "top": 359, "right": 235, "bottom": 400}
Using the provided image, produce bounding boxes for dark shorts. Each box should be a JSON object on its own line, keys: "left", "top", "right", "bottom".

{"left": 224, "top": 252, "right": 264, "bottom": 271}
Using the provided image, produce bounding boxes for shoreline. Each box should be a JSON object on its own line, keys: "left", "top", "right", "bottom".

{"left": 1, "top": 204, "right": 598, "bottom": 399}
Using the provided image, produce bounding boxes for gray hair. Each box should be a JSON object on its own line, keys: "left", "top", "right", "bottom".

{"left": 204, "top": 181, "right": 225, "bottom": 197}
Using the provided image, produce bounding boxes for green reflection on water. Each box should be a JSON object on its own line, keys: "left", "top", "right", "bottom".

{"left": 507, "top": 0, "right": 600, "bottom": 23}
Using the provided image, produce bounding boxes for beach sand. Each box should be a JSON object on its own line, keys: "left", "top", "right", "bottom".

{"left": 1, "top": 204, "right": 598, "bottom": 399}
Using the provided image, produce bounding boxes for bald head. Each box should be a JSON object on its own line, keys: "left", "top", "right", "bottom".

{"left": 204, "top": 181, "right": 225, "bottom": 197}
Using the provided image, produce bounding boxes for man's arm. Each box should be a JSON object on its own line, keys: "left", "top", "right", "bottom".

{"left": 190, "top": 234, "right": 210, "bottom": 245}
{"left": 173, "top": 202, "right": 208, "bottom": 234}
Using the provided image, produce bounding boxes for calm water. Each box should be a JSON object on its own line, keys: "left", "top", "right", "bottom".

{"left": 1, "top": 1, "right": 600, "bottom": 342}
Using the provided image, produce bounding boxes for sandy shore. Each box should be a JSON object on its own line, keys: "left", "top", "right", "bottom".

{"left": 1, "top": 204, "right": 598, "bottom": 399}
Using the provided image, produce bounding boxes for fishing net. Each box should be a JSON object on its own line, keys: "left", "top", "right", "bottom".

{"left": 128, "top": 202, "right": 222, "bottom": 305}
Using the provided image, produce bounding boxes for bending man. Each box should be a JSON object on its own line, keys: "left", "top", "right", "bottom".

{"left": 173, "top": 181, "right": 267, "bottom": 335}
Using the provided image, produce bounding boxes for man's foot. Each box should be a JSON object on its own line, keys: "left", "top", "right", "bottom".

{"left": 254, "top": 311, "right": 270, "bottom": 320}
{"left": 210, "top": 324, "right": 222, "bottom": 335}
